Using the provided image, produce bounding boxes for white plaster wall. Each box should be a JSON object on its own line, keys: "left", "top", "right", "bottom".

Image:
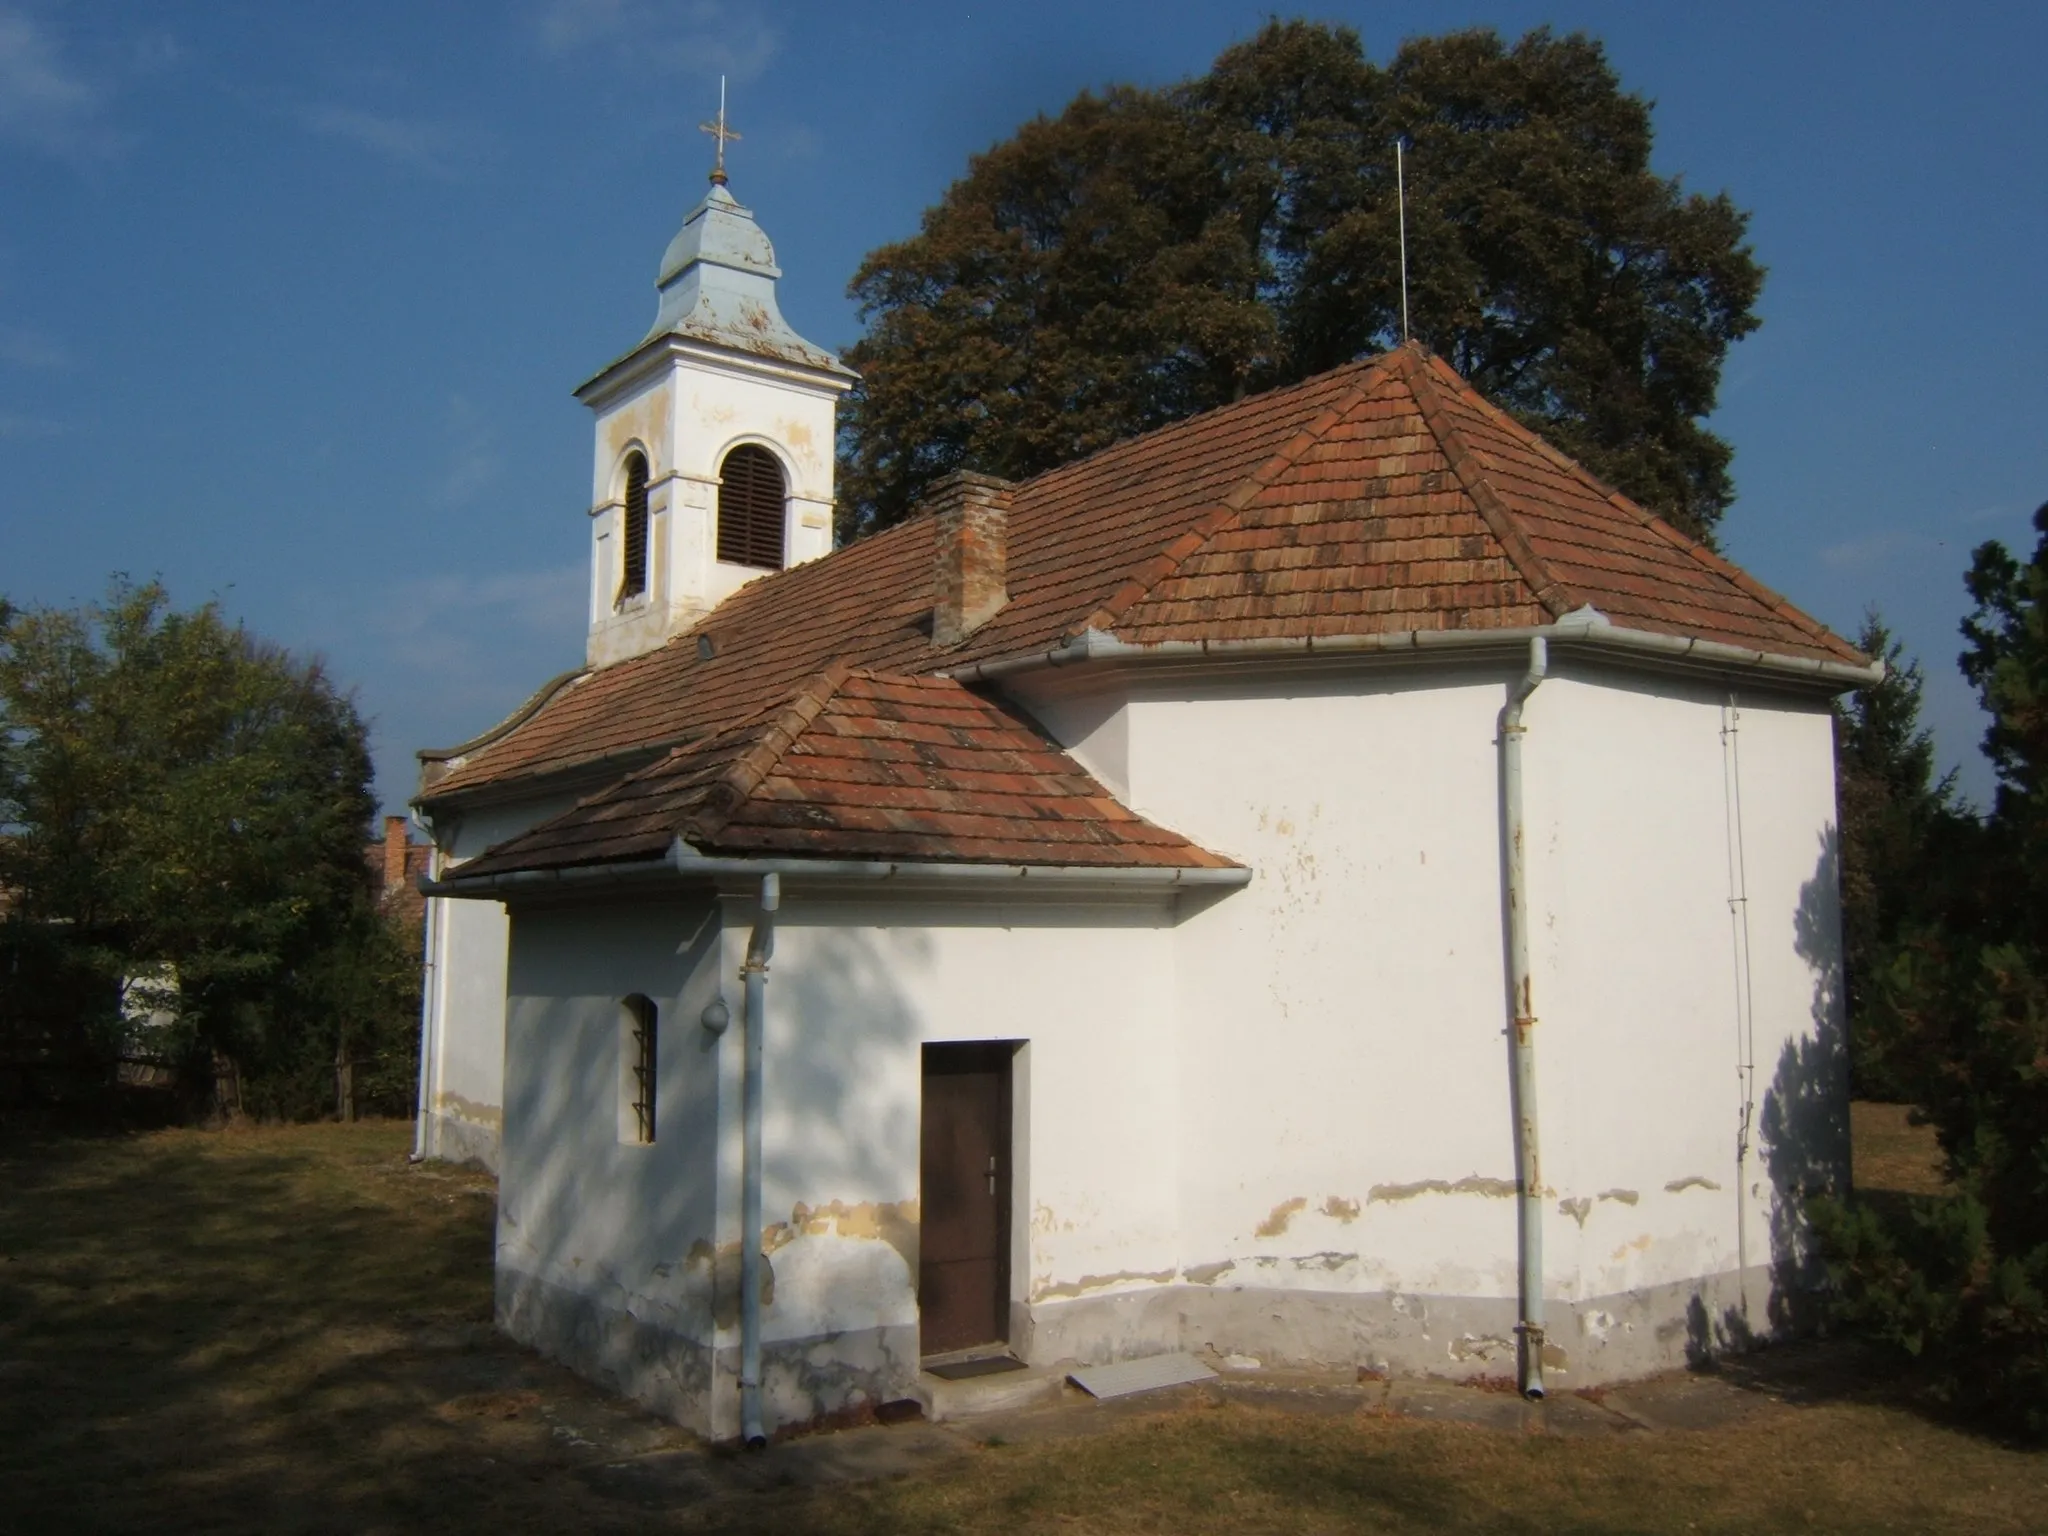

{"left": 1020, "top": 657, "right": 1846, "bottom": 1339}
{"left": 1110, "top": 669, "right": 1524, "bottom": 1303}
{"left": 498, "top": 897, "right": 730, "bottom": 1337}
{"left": 732, "top": 893, "right": 1182, "bottom": 1343}
{"left": 1720, "top": 695, "right": 1849, "bottom": 1288}
{"left": 419, "top": 792, "right": 584, "bottom": 1168}
{"left": 1526, "top": 675, "right": 1843, "bottom": 1327}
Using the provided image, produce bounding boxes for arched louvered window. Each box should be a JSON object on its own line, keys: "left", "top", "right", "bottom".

{"left": 619, "top": 451, "right": 650, "bottom": 600}
{"left": 716, "top": 444, "right": 786, "bottom": 570}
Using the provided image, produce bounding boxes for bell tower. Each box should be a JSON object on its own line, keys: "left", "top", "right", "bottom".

{"left": 574, "top": 101, "right": 855, "bottom": 669}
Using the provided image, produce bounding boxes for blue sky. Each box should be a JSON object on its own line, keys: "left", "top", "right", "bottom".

{"left": 3, "top": 1, "right": 2043, "bottom": 814}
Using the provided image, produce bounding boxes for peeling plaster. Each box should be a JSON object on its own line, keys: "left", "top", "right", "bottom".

{"left": 1368, "top": 1175, "right": 1516, "bottom": 1203}
{"left": 1031, "top": 1267, "right": 1177, "bottom": 1302}
{"left": 431, "top": 1091, "right": 502, "bottom": 1131}
{"left": 1598, "top": 1188, "right": 1640, "bottom": 1206}
{"left": 1183, "top": 1260, "right": 1236, "bottom": 1286}
{"left": 1559, "top": 1196, "right": 1593, "bottom": 1228}
{"left": 1320, "top": 1195, "right": 1361, "bottom": 1223}
{"left": 1255, "top": 1197, "right": 1308, "bottom": 1237}
{"left": 763, "top": 1199, "right": 919, "bottom": 1274}
{"left": 1448, "top": 1333, "right": 1512, "bottom": 1362}
{"left": 1664, "top": 1176, "right": 1723, "bottom": 1194}
{"left": 1032, "top": 1202, "right": 1075, "bottom": 1235}
{"left": 686, "top": 1237, "right": 774, "bottom": 1327}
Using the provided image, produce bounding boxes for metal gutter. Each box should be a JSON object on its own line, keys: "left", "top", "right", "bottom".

{"left": 418, "top": 843, "right": 1253, "bottom": 900}
{"left": 938, "top": 621, "right": 1884, "bottom": 691}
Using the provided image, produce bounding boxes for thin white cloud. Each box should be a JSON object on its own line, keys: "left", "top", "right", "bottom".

{"left": 1819, "top": 529, "right": 1929, "bottom": 570}
{"left": 0, "top": 323, "right": 69, "bottom": 369}
{"left": 1956, "top": 502, "right": 2026, "bottom": 527}
{"left": 0, "top": 409, "right": 64, "bottom": 438}
{"left": 376, "top": 565, "right": 587, "bottom": 645}
{"left": 777, "top": 122, "right": 823, "bottom": 162}
{"left": 0, "top": 7, "right": 115, "bottom": 160}
{"left": 301, "top": 103, "right": 487, "bottom": 180}
{"left": 436, "top": 396, "right": 501, "bottom": 505}
{"left": 361, "top": 564, "right": 587, "bottom": 736}
{"left": 309, "top": 560, "right": 587, "bottom": 803}
{"left": 536, "top": 0, "right": 779, "bottom": 83}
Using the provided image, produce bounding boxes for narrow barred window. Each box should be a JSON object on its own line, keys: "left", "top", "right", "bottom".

{"left": 619, "top": 452, "right": 650, "bottom": 599}
{"left": 715, "top": 444, "right": 785, "bottom": 570}
{"left": 622, "top": 994, "right": 657, "bottom": 1144}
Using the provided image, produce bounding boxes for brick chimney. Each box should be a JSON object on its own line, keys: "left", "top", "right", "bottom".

{"left": 929, "top": 470, "right": 1014, "bottom": 646}
{"left": 381, "top": 815, "right": 409, "bottom": 893}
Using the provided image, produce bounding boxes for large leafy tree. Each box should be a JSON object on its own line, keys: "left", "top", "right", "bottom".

{"left": 840, "top": 22, "right": 1764, "bottom": 542}
{"left": 0, "top": 580, "right": 387, "bottom": 1115}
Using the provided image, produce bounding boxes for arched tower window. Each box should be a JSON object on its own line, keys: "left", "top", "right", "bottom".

{"left": 716, "top": 445, "right": 786, "bottom": 570}
{"left": 619, "top": 451, "right": 650, "bottom": 600}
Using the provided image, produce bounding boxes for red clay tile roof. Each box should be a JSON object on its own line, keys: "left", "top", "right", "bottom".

{"left": 423, "top": 344, "right": 1860, "bottom": 806}
{"left": 446, "top": 666, "right": 1236, "bottom": 878}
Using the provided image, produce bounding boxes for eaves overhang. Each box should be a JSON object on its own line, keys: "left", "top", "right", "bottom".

{"left": 938, "top": 619, "right": 1884, "bottom": 695}
{"left": 422, "top": 836, "right": 1253, "bottom": 903}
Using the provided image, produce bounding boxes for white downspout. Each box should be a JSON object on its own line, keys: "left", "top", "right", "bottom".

{"left": 410, "top": 846, "right": 444, "bottom": 1163}
{"left": 1501, "top": 636, "right": 1549, "bottom": 1398}
{"left": 739, "top": 872, "right": 778, "bottom": 1449}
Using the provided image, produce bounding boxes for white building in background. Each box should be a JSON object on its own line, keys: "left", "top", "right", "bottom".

{"left": 412, "top": 161, "right": 1876, "bottom": 1444}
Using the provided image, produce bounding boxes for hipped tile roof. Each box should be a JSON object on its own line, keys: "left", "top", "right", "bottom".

{"left": 424, "top": 343, "right": 1861, "bottom": 816}
{"left": 447, "top": 666, "right": 1235, "bottom": 879}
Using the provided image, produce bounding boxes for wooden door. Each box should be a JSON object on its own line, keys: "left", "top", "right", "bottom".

{"left": 919, "top": 1042, "right": 1013, "bottom": 1355}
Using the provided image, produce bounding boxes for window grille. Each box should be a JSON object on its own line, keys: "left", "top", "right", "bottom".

{"left": 626, "top": 995, "right": 657, "bottom": 1144}
{"left": 715, "top": 445, "right": 785, "bottom": 569}
{"left": 620, "top": 452, "right": 650, "bottom": 599}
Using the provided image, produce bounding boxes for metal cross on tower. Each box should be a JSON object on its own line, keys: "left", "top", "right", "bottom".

{"left": 700, "top": 76, "right": 741, "bottom": 186}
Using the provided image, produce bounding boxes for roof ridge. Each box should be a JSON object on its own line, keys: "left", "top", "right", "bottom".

{"left": 1424, "top": 357, "right": 1854, "bottom": 658}
{"left": 1399, "top": 346, "right": 1577, "bottom": 621}
{"left": 1071, "top": 356, "right": 1400, "bottom": 639}
{"left": 679, "top": 659, "right": 853, "bottom": 844}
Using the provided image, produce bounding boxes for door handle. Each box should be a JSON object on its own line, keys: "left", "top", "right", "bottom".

{"left": 987, "top": 1155, "right": 997, "bottom": 1196}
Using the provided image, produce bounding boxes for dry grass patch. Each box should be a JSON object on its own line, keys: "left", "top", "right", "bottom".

{"left": 0, "top": 1115, "right": 2042, "bottom": 1534}
{"left": 720, "top": 1398, "right": 2046, "bottom": 1535}
{"left": 1850, "top": 1099, "right": 1949, "bottom": 1197}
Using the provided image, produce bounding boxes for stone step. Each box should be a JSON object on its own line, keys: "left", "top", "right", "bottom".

{"left": 910, "top": 1358, "right": 1065, "bottom": 1422}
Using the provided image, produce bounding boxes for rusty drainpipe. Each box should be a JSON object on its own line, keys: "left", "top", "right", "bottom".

{"left": 738, "top": 872, "right": 778, "bottom": 1449}
{"left": 1501, "top": 635, "right": 1549, "bottom": 1399}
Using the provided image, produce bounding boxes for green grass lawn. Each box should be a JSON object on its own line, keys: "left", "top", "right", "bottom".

{"left": 0, "top": 1113, "right": 2039, "bottom": 1534}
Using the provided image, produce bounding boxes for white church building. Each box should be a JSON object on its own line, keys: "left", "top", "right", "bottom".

{"left": 412, "top": 159, "right": 1876, "bottom": 1443}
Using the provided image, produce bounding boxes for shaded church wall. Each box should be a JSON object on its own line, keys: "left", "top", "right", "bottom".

{"left": 734, "top": 892, "right": 1182, "bottom": 1429}
{"left": 1528, "top": 672, "right": 1844, "bottom": 1377}
{"left": 494, "top": 895, "right": 730, "bottom": 1438}
{"left": 418, "top": 791, "right": 585, "bottom": 1171}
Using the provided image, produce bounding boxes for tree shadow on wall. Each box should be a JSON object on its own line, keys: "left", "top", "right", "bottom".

{"left": 1685, "top": 827, "right": 1852, "bottom": 1372}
